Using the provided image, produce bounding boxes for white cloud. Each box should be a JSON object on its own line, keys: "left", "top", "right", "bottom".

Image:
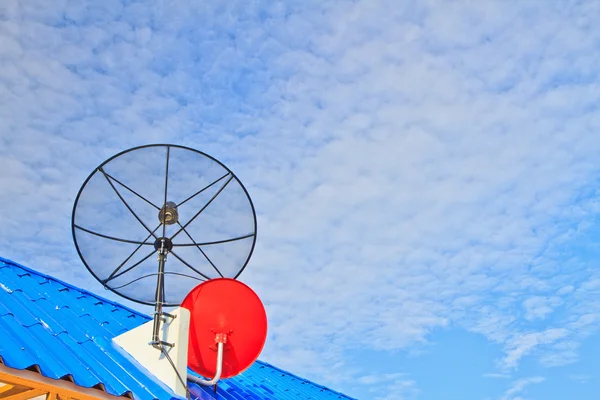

{"left": 357, "top": 373, "right": 407, "bottom": 385}
{"left": 568, "top": 374, "right": 590, "bottom": 384}
{"left": 373, "top": 377, "right": 419, "bottom": 400}
{"left": 501, "top": 329, "right": 569, "bottom": 370}
{"left": 523, "top": 296, "right": 562, "bottom": 321}
{"left": 501, "top": 376, "right": 545, "bottom": 400}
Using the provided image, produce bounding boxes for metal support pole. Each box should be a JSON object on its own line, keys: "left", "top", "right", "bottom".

{"left": 151, "top": 240, "right": 167, "bottom": 347}
{"left": 187, "top": 335, "right": 226, "bottom": 386}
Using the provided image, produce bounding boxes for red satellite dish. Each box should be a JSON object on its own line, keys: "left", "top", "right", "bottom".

{"left": 181, "top": 278, "right": 268, "bottom": 379}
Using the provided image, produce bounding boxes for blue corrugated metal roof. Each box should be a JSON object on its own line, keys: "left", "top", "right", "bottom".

{"left": 0, "top": 256, "right": 356, "bottom": 400}
{"left": 190, "top": 360, "right": 356, "bottom": 400}
{"left": 0, "top": 256, "right": 179, "bottom": 400}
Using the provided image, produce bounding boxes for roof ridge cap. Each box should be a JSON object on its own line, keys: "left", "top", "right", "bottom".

{"left": 0, "top": 256, "right": 150, "bottom": 320}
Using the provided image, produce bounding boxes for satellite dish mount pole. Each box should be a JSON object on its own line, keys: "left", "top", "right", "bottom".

{"left": 151, "top": 237, "right": 174, "bottom": 348}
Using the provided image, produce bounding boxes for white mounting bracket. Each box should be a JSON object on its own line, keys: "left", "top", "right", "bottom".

{"left": 113, "top": 307, "right": 190, "bottom": 397}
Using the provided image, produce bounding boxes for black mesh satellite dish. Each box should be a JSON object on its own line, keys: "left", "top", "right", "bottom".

{"left": 71, "top": 144, "right": 257, "bottom": 308}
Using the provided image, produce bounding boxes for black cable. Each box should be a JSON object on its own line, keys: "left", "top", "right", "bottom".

{"left": 160, "top": 343, "right": 191, "bottom": 400}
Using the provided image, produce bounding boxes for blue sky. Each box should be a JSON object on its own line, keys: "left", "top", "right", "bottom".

{"left": 1, "top": 1, "right": 600, "bottom": 399}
